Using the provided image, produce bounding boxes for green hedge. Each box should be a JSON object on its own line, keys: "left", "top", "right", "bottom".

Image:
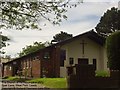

{"left": 106, "top": 31, "right": 120, "bottom": 70}
{"left": 95, "top": 71, "right": 110, "bottom": 77}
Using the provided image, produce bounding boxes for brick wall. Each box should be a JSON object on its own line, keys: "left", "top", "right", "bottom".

{"left": 31, "top": 59, "right": 41, "bottom": 78}
{"left": 18, "top": 46, "right": 61, "bottom": 78}
{"left": 3, "top": 64, "right": 12, "bottom": 77}
{"left": 41, "top": 46, "right": 60, "bottom": 78}
{"left": 3, "top": 45, "right": 61, "bottom": 78}
{"left": 53, "top": 46, "right": 60, "bottom": 77}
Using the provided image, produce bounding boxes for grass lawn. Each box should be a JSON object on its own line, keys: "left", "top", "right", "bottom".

{"left": 26, "top": 78, "right": 67, "bottom": 88}
{"left": 4, "top": 76, "right": 20, "bottom": 81}
{"left": 4, "top": 77, "right": 67, "bottom": 88}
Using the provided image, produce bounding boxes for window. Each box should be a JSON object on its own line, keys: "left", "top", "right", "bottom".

{"left": 60, "top": 59, "right": 64, "bottom": 66}
{"left": 9, "top": 66, "right": 12, "bottom": 70}
{"left": 4, "top": 66, "right": 7, "bottom": 71}
{"left": 36, "top": 56, "right": 39, "bottom": 60}
{"left": 33, "top": 56, "right": 39, "bottom": 60}
{"left": 69, "top": 58, "right": 74, "bottom": 65}
{"left": 60, "top": 50, "right": 66, "bottom": 67}
{"left": 60, "top": 50, "right": 66, "bottom": 60}
{"left": 43, "top": 52, "right": 50, "bottom": 60}
{"left": 33, "top": 57, "right": 36, "bottom": 60}
{"left": 13, "top": 61, "right": 16, "bottom": 65}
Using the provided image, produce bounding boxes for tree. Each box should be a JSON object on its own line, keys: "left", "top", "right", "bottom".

{"left": 95, "top": 7, "right": 120, "bottom": 37}
{"left": 52, "top": 31, "right": 73, "bottom": 42}
{"left": 0, "top": 1, "right": 82, "bottom": 30}
{"left": 106, "top": 31, "right": 120, "bottom": 70}
{"left": 0, "top": 1, "right": 82, "bottom": 51}
{"left": 18, "top": 41, "right": 46, "bottom": 57}
{"left": 0, "top": 34, "right": 9, "bottom": 54}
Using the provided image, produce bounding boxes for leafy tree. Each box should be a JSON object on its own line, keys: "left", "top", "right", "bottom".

{"left": 18, "top": 41, "right": 46, "bottom": 57}
{"left": 52, "top": 31, "right": 73, "bottom": 42}
{"left": 0, "top": 34, "right": 9, "bottom": 54}
{"left": 0, "top": 1, "right": 82, "bottom": 51}
{"left": 0, "top": 1, "right": 82, "bottom": 30}
{"left": 106, "top": 31, "right": 120, "bottom": 70}
{"left": 95, "top": 7, "right": 120, "bottom": 37}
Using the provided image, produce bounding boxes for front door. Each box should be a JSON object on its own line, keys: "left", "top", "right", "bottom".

{"left": 78, "top": 58, "right": 88, "bottom": 65}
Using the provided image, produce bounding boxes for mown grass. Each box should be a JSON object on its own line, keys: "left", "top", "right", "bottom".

{"left": 26, "top": 78, "right": 67, "bottom": 88}
{"left": 4, "top": 76, "right": 19, "bottom": 81}
{"left": 3, "top": 76, "right": 29, "bottom": 82}
{"left": 4, "top": 77, "right": 67, "bottom": 88}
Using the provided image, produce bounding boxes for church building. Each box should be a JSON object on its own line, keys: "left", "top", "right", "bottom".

{"left": 59, "top": 30, "right": 107, "bottom": 77}
{"left": 3, "top": 30, "right": 108, "bottom": 78}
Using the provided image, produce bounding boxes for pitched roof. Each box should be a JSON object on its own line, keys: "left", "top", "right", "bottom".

{"left": 3, "top": 30, "right": 105, "bottom": 65}
{"left": 55, "top": 30, "right": 105, "bottom": 46}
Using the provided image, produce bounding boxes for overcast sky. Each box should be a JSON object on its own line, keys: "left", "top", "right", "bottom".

{"left": 0, "top": 0, "right": 119, "bottom": 58}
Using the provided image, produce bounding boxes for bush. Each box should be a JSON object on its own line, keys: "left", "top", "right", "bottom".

{"left": 95, "top": 71, "right": 110, "bottom": 77}
{"left": 106, "top": 31, "right": 120, "bottom": 70}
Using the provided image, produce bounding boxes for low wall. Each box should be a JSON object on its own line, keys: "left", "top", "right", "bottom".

{"left": 67, "top": 64, "right": 120, "bottom": 89}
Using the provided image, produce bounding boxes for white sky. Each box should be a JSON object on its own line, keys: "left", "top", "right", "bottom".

{"left": 0, "top": 0, "right": 119, "bottom": 58}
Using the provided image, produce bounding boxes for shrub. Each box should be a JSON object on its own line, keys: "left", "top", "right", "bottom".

{"left": 95, "top": 71, "right": 110, "bottom": 77}
{"left": 106, "top": 31, "right": 120, "bottom": 70}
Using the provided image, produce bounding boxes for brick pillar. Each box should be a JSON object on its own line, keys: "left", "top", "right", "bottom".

{"left": 54, "top": 46, "right": 61, "bottom": 77}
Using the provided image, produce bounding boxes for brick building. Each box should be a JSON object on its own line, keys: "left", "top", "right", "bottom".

{"left": 3, "top": 30, "right": 107, "bottom": 78}
{"left": 3, "top": 45, "right": 61, "bottom": 78}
